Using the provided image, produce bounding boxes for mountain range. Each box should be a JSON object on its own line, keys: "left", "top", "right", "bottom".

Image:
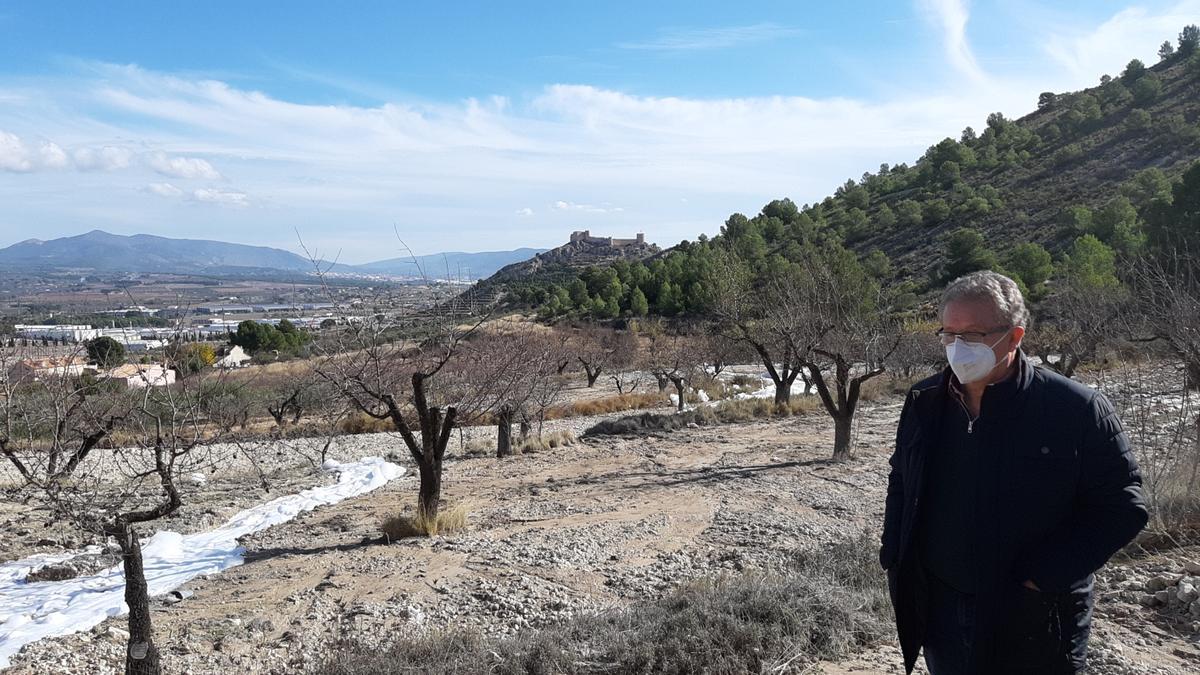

{"left": 0, "top": 230, "right": 543, "bottom": 280}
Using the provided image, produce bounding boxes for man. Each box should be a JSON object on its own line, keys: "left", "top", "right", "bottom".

{"left": 880, "top": 271, "right": 1147, "bottom": 674}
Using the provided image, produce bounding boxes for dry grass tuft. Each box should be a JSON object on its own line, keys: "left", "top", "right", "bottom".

{"left": 712, "top": 397, "right": 819, "bottom": 421}
{"left": 857, "top": 374, "right": 928, "bottom": 403}
{"left": 381, "top": 503, "right": 470, "bottom": 540}
{"left": 515, "top": 430, "right": 576, "bottom": 453}
{"left": 340, "top": 412, "right": 393, "bottom": 435}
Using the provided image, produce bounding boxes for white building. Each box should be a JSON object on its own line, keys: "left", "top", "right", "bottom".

{"left": 102, "top": 363, "right": 176, "bottom": 388}
{"left": 7, "top": 356, "right": 91, "bottom": 382}
{"left": 15, "top": 325, "right": 101, "bottom": 343}
{"left": 215, "top": 346, "right": 251, "bottom": 369}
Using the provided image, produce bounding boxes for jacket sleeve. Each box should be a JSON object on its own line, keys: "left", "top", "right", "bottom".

{"left": 1014, "top": 392, "right": 1148, "bottom": 593}
{"left": 880, "top": 392, "right": 913, "bottom": 570}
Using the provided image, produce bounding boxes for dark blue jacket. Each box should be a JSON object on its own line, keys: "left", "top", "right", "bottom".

{"left": 880, "top": 354, "right": 1147, "bottom": 673}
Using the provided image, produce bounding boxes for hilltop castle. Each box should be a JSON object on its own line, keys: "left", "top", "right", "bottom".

{"left": 569, "top": 231, "right": 646, "bottom": 248}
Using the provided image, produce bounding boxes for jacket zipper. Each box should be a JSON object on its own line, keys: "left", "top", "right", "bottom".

{"left": 954, "top": 395, "right": 979, "bottom": 434}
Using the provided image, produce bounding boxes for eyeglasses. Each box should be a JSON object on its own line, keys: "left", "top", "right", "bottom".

{"left": 934, "top": 327, "right": 1011, "bottom": 346}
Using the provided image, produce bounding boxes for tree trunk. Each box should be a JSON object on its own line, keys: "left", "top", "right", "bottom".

{"left": 832, "top": 414, "right": 853, "bottom": 462}
{"left": 673, "top": 379, "right": 687, "bottom": 412}
{"left": 115, "top": 526, "right": 161, "bottom": 675}
{"left": 1186, "top": 361, "right": 1200, "bottom": 392}
{"left": 773, "top": 380, "right": 791, "bottom": 405}
{"left": 656, "top": 374, "right": 669, "bottom": 393}
{"left": 417, "top": 462, "right": 442, "bottom": 519}
{"left": 585, "top": 366, "right": 601, "bottom": 387}
{"left": 496, "top": 405, "right": 514, "bottom": 458}
{"left": 519, "top": 418, "right": 531, "bottom": 441}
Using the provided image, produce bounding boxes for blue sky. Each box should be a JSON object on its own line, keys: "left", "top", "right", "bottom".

{"left": 1, "top": 1, "right": 1198, "bottom": 263}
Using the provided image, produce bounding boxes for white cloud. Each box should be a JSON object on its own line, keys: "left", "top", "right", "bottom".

{"left": 191, "top": 187, "right": 248, "bottom": 207}
{"left": 73, "top": 146, "right": 134, "bottom": 171}
{"left": 917, "top": 0, "right": 986, "bottom": 82}
{"left": 1042, "top": 1, "right": 1200, "bottom": 84}
{"left": 38, "top": 142, "right": 69, "bottom": 169}
{"left": 552, "top": 200, "right": 623, "bottom": 214}
{"left": 145, "top": 182, "right": 183, "bottom": 198}
{"left": 617, "top": 23, "right": 802, "bottom": 52}
{"left": 0, "top": 130, "right": 69, "bottom": 172}
{"left": 147, "top": 152, "right": 222, "bottom": 179}
{"left": 515, "top": 207, "right": 534, "bottom": 216}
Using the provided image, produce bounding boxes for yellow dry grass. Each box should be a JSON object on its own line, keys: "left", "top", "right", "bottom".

{"left": 381, "top": 502, "right": 470, "bottom": 539}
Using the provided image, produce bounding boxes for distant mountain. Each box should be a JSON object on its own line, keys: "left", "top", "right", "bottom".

{"left": 0, "top": 230, "right": 542, "bottom": 279}
{"left": 353, "top": 248, "right": 546, "bottom": 280}
{"left": 0, "top": 230, "right": 323, "bottom": 274}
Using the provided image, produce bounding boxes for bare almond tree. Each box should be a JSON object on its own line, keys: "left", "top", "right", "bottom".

{"left": 450, "top": 325, "right": 556, "bottom": 458}
{"left": 796, "top": 250, "right": 898, "bottom": 462}
{"left": 1026, "top": 274, "right": 1128, "bottom": 378}
{"left": 573, "top": 324, "right": 618, "bottom": 388}
{"left": 316, "top": 307, "right": 484, "bottom": 519}
{"left": 887, "top": 320, "right": 944, "bottom": 380}
{"left": 695, "top": 329, "right": 746, "bottom": 381}
{"left": 303, "top": 235, "right": 503, "bottom": 520}
{"left": 607, "top": 330, "right": 644, "bottom": 394}
{"left": 0, "top": 342, "right": 252, "bottom": 675}
{"left": 1132, "top": 252, "right": 1200, "bottom": 390}
{"left": 709, "top": 251, "right": 807, "bottom": 405}
{"left": 644, "top": 322, "right": 704, "bottom": 412}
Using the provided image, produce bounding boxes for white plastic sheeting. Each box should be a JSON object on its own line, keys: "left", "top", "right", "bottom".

{"left": 0, "top": 457, "right": 404, "bottom": 668}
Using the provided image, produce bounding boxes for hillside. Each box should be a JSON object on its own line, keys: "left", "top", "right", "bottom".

{"left": 480, "top": 39, "right": 1200, "bottom": 317}
{"left": 855, "top": 50, "right": 1200, "bottom": 280}
{"left": 476, "top": 231, "right": 661, "bottom": 294}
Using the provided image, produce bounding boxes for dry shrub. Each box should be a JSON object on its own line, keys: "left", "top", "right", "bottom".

{"left": 695, "top": 380, "right": 732, "bottom": 403}
{"left": 457, "top": 437, "right": 494, "bottom": 458}
{"left": 339, "top": 412, "right": 392, "bottom": 435}
{"left": 381, "top": 503, "right": 469, "bottom": 540}
{"left": 713, "top": 397, "right": 818, "bottom": 422}
{"left": 584, "top": 396, "right": 818, "bottom": 437}
{"left": 858, "top": 373, "right": 927, "bottom": 403}
{"left": 729, "top": 374, "right": 762, "bottom": 389}
{"left": 516, "top": 430, "right": 576, "bottom": 453}
{"left": 314, "top": 532, "right": 890, "bottom": 674}
{"left": 547, "top": 392, "right": 666, "bottom": 419}
{"left": 25, "top": 565, "right": 78, "bottom": 583}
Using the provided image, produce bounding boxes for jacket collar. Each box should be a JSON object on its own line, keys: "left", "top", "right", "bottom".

{"left": 910, "top": 350, "right": 1034, "bottom": 430}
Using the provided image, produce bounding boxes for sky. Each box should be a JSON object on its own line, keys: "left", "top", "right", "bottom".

{"left": 1, "top": 1, "right": 1198, "bottom": 264}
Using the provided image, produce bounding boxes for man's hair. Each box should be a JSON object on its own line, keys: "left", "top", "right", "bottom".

{"left": 940, "top": 270, "right": 1030, "bottom": 328}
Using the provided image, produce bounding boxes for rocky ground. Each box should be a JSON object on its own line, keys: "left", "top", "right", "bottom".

{"left": 2, "top": 384, "right": 1198, "bottom": 674}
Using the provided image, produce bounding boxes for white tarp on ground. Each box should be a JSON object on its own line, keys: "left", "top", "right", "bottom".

{"left": 0, "top": 457, "right": 404, "bottom": 668}
{"left": 733, "top": 374, "right": 816, "bottom": 400}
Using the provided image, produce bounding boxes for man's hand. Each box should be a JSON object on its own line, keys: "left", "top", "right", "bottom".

{"left": 1022, "top": 579, "right": 1041, "bottom": 591}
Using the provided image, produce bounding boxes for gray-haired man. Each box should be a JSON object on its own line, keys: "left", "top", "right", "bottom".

{"left": 880, "top": 270, "right": 1147, "bottom": 674}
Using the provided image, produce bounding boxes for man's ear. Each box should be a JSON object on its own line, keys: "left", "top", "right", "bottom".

{"left": 1010, "top": 325, "right": 1026, "bottom": 351}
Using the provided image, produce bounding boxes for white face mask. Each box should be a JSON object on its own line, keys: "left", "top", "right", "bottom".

{"left": 945, "top": 330, "right": 1010, "bottom": 384}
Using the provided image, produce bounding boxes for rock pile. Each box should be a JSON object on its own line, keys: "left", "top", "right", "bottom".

{"left": 1139, "top": 560, "right": 1200, "bottom": 627}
